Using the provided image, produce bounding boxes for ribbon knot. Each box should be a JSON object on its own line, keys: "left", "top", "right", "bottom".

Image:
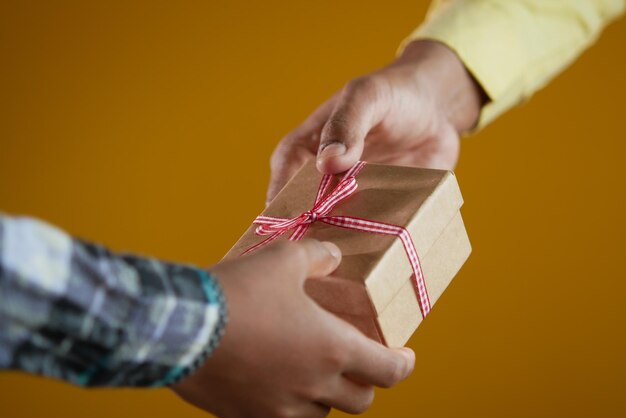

{"left": 305, "top": 210, "right": 318, "bottom": 222}
{"left": 251, "top": 167, "right": 361, "bottom": 241}
{"left": 243, "top": 161, "right": 432, "bottom": 318}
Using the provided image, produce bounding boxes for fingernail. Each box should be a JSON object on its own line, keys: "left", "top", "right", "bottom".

{"left": 318, "top": 142, "right": 346, "bottom": 161}
{"left": 400, "top": 348, "right": 415, "bottom": 375}
{"left": 322, "top": 241, "right": 341, "bottom": 261}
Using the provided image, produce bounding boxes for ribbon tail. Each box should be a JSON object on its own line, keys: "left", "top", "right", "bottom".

{"left": 315, "top": 173, "right": 334, "bottom": 203}
{"left": 289, "top": 223, "right": 310, "bottom": 241}
{"left": 241, "top": 229, "right": 288, "bottom": 256}
{"left": 254, "top": 215, "right": 291, "bottom": 224}
{"left": 342, "top": 160, "right": 367, "bottom": 179}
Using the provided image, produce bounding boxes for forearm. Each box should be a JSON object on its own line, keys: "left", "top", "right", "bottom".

{"left": 402, "top": 0, "right": 625, "bottom": 128}
{"left": 0, "top": 214, "right": 227, "bottom": 387}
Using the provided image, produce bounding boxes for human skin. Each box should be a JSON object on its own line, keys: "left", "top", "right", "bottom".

{"left": 267, "top": 40, "right": 487, "bottom": 203}
{"left": 172, "top": 239, "right": 415, "bottom": 418}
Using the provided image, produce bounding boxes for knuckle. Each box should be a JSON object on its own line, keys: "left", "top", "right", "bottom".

{"left": 273, "top": 405, "right": 298, "bottom": 418}
{"left": 353, "top": 389, "right": 375, "bottom": 414}
{"left": 332, "top": 332, "right": 360, "bottom": 369}
{"left": 381, "top": 357, "right": 405, "bottom": 388}
{"left": 342, "top": 327, "right": 361, "bottom": 355}
{"left": 345, "top": 75, "right": 379, "bottom": 95}
{"left": 299, "top": 383, "right": 325, "bottom": 404}
{"left": 344, "top": 75, "right": 389, "bottom": 110}
{"left": 270, "top": 136, "right": 296, "bottom": 169}
{"left": 280, "top": 241, "right": 311, "bottom": 270}
{"left": 269, "top": 145, "right": 284, "bottom": 170}
{"left": 323, "top": 340, "right": 350, "bottom": 371}
{"left": 317, "top": 405, "right": 331, "bottom": 418}
{"left": 273, "top": 240, "right": 298, "bottom": 256}
{"left": 321, "top": 115, "right": 350, "bottom": 140}
{"left": 292, "top": 241, "right": 310, "bottom": 262}
{"left": 270, "top": 135, "right": 315, "bottom": 175}
{"left": 364, "top": 388, "right": 376, "bottom": 409}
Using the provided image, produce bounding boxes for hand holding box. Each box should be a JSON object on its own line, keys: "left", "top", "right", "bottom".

{"left": 226, "top": 160, "right": 471, "bottom": 347}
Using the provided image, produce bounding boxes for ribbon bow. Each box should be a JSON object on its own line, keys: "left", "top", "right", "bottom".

{"left": 243, "top": 161, "right": 431, "bottom": 318}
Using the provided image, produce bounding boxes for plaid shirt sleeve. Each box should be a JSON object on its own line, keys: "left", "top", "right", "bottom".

{"left": 0, "top": 214, "right": 227, "bottom": 387}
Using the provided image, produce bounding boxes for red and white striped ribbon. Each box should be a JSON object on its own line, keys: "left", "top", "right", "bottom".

{"left": 243, "top": 161, "right": 431, "bottom": 318}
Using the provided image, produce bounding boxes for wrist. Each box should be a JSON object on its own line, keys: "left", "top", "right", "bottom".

{"left": 395, "top": 40, "right": 487, "bottom": 133}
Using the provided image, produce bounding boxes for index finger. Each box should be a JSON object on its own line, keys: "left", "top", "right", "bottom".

{"left": 267, "top": 94, "right": 340, "bottom": 205}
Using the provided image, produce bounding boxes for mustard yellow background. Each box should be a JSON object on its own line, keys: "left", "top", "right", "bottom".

{"left": 1, "top": 1, "right": 625, "bottom": 417}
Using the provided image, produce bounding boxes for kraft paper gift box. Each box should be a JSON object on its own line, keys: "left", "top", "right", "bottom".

{"left": 225, "top": 161, "right": 471, "bottom": 347}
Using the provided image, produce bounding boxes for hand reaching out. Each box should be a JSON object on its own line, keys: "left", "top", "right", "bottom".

{"left": 267, "top": 40, "right": 487, "bottom": 203}
{"left": 172, "top": 239, "right": 414, "bottom": 418}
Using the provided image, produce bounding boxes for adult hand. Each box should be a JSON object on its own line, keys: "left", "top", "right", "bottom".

{"left": 172, "top": 239, "right": 415, "bottom": 418}
{"left": 267, "top": 40, "right": 487, "bottom": 203}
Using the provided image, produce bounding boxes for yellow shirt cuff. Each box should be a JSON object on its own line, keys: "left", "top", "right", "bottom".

{"left": 399, "top": 0, "right": 625, "bottom": 130}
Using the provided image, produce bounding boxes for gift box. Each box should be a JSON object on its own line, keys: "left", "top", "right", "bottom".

{"left": 225, "top": 160, "right": 471, "bottom": 347}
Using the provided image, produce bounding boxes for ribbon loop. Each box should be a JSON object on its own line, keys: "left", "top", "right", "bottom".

{"left": 242, "top": 161, "right": 431, "bottom": 318}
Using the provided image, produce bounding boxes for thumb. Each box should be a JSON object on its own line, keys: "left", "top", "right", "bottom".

{"left": 316, "top": 76, "right": 389, "bottom": 174}
{"left": 273, "top": 239, "right": 342, "bottom": 283}
{"left": 291, "top": 239, "right": 342, "bottom": 279}
{"left": 242, "top": 239, "right": 342, "bottom": 286}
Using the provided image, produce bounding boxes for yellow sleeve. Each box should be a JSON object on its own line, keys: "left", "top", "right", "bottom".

{"left": 400, "top": 0, "right": 625, "bottom": 129}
